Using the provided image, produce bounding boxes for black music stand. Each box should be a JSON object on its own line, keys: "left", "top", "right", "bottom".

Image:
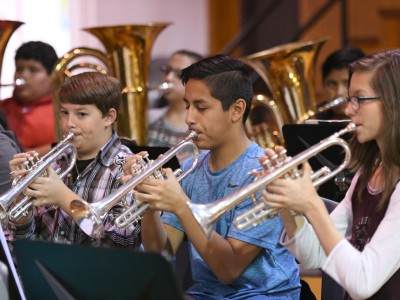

{"left": 13, "top": 240, "right": 184, "bottom": 300}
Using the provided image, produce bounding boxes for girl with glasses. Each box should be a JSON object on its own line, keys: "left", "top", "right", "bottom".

{"left": 261, "top": 49, "right": 400, "bottom": 299}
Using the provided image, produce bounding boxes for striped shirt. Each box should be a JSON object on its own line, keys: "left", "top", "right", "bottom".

{"left": 8, "top": 132, "right": 141, "bottom": 249}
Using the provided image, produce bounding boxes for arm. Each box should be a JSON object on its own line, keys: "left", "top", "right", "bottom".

{"left": 265, "top": 162, "right": 346, "bottom": 253}
{"left": 266, "top": 161, "right": 400, "bottom": 298}
{"left": 136, "top": 168, "right": 263, "bottom": 284}
{"left": 8, "top": 151, "right": 74, "bottom": 215}
{"left": 274, "top": 170, "right": 357, "bottom": 269}
{"left": 0, "top": 132, "right": 19, "bottom": 195}
{"left": 24, "top": 166, "right": 79, "bottom": 215}
{"left": 321, "top": 183, "right": 400, "bottom": 299}
{"left": 141, "top": 210, "right": 184, "bottom": 254}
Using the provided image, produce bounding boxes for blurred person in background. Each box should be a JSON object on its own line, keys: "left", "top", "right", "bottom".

{"left": 0, "top": 41, "right": 58, "bottom": 156}
{"left": 316, "top": 46, "right": 365, "bottom": 120}
{"left": 147, "top": 50, "right": 203, "bottom": 148}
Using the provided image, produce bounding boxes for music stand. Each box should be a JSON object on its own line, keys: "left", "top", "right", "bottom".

{"left": 282, "top": 121, "right": 354, "bottom": 201}
{"left": 13, "top": 240, "right": 184, "bottom": 300}
{"left": 0, "top": 226, "right": 26, "bottom": 300}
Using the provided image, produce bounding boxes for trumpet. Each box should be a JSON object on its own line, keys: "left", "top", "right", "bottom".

{"left": 0, "top": 133, "right": 77, "bottom": 223}
{"left": 189, "top": 123, "right": 355, "bottom": 237}
{"left": 70, "top": 131, "right": 199, "bottom": 239}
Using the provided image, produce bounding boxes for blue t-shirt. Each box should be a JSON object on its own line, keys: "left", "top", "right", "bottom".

{"left": 162, "top": 142, "right": 300, "bottom": 299}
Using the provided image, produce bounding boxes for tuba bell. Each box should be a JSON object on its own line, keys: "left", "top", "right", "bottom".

{"left": 0, "top": 20, "right": 24, "bottom": 88}
{"left": 242, "top": 38, "right": 330, "bottom": 148}
{"left": 52, "top": 23, "right": 172, "bottom": 145}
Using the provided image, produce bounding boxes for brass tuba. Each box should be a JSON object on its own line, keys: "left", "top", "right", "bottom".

{"left": 52, "top": 23, "right": 171, "bottom": 145}
{"left": 0, "top": 20, "right": 24, "bottom": 87}
{"left": 242, "top": 38, "right": 328, "bottom": 147}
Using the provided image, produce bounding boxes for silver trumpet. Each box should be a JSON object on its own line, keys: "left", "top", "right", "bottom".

{"left": 70, "top": 131, "right": 199, "bottom": 239}
{"left": 189, "top": 123, "right": 356, "bottom": 238}
{"left": 0, "top": 133, "right": 77, "bottom": 223}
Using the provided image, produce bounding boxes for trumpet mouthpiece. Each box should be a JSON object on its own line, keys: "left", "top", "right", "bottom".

{"left": 15, "top": 78, "right": 25, "bottom": 86}
{"left": 0, "top": 78, "right": 25, "bottom": 87}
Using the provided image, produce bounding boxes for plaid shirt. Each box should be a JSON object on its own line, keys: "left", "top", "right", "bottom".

{"left": 7, "top": 132, "right": 141, "bottom": 249}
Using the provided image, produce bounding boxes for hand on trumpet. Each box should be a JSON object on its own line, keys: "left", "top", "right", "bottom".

{"left": 9, "top": 151, "right": 38, "bottom": 183}
{"left": 120, "top": 151, "right": 150, "bottom": 183}
{"left": 260, "top": 147, "right": 321, "bottom": 216}
{"left": 24, "top": 166, "right": 73, "bottom": 211}
{"left": 135, "top": 168, "right": 189, "bottom": 214}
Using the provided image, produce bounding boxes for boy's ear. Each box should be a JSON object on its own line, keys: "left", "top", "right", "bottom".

{"left": 231, "top": 98, "right": 246, "bottom": 123}
{"left": 104, "top": 108, "right": 117, "bottom": 126}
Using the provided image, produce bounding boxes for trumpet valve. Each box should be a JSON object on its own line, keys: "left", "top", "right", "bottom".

{"left": 271, "top": 153, "right": 282, "bottom": 168}
{"left": 262, "top": 159, "right": 274, "bottom": 173}
{"left": 25, "top": 158, "right": 32, "bottom": 170}
{"left": 120, "top": 195, "right": 130, "bottom": 209}
{"left": 152, "top": 169, "right": 164, "bottom": 179}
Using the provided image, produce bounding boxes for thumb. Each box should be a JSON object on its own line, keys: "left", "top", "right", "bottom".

{"left": 47, "top": 166, "right": 57, "bottom": 176}
{"left": 163, "top": 168, "right": 176, "bottom": 179}
{"left": 302, "top": 162, "right": 313, "bottom": 178}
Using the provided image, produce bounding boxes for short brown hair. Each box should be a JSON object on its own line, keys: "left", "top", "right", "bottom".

{"left": 59, "top": 72, "right": 121, "bottom": 117}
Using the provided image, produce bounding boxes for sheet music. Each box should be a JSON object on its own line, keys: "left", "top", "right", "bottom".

{"left": 0, "top": 226, "right": 26, "bottom": 300}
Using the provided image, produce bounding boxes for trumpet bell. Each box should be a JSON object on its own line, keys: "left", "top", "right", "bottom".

{"left": 70, "top": 199, "right": 104, "bottom": 239}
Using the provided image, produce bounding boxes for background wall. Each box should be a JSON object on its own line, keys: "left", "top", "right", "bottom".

{"left": 2, "top": 0, "right": 400, "bottom": 102}
{"left": 0, "top": 0, "right": 208, "bottom": 99}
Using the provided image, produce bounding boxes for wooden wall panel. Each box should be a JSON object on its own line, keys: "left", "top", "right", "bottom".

{"left": 208, "top": 0, "right": 241, "bottom": 56}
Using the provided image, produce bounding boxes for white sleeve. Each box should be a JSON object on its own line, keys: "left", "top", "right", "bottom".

{"left": 281, "top": 195, "right": 352, "bottom": 269}
{"left": 322, "top": 181, "right": 400, "bottom": 299}
{"left": 280, "top": 172, "right": 357, "bottom": 269}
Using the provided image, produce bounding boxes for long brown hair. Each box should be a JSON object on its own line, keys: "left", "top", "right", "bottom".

{"left": 348, "top": 49, "right": 400, "bottom": 211}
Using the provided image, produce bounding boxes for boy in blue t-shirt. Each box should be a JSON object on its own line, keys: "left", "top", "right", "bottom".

{"left": 134, "top": 54, "right": 300, "bottom": 299}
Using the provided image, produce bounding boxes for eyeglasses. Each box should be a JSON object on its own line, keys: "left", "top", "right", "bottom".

{"left": 160, "top": 65, "right": 181, "bottom": 77}
{"left": 346, "top": 96, "right": 380, "bottom": 111}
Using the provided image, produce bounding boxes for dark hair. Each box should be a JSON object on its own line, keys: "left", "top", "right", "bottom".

{"left": 322, "top": 47, "right": 365, "bottom": 81}
{"left": 15, "top": 41, "right": 58, "bottom": 75}
{"left": 59, "top": 72, "right": 122, "bottom": 117}
{"left": 348, "top": 49, "right": 400, "bottom": 211}
{"left": 179, "top": 54, "right": 253, "bottom": 123}
{"left": 173, "top": 49, "right": 204, "bottom": 63}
